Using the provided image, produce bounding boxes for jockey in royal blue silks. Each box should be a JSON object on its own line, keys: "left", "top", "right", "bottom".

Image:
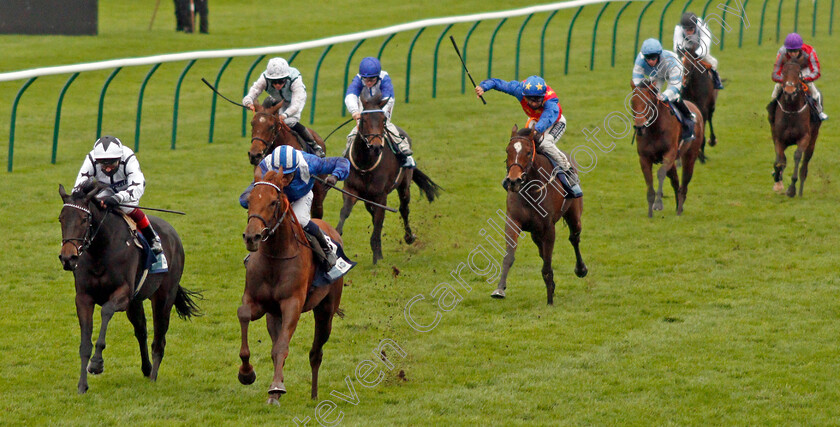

{"left": 632, "top": 38, "right": 696, "bottom": 150}
{"left": 475, "top": 75, "right": 582, "bottom": 197}
{"left": 343, "top": 57, "right": 415, "bottom": 168}
{"left": 240, "top": 145, "right": 350, "bottom": 268}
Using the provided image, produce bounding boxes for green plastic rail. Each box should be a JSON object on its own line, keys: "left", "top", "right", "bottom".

{"left": 759, "top": 0, "right": 771, "bottom": 44}
{"left": 310, "top": 45, "right": 333, "bottom": 124}
{"left": 539, "top": 12, "right": 557, "bottom": 77}
{"left": 515, "top": 16, "right": 533, "bottom": 81}
{"left": 7, "top": 77, "right": 36, "bottom": 172}
{"left": 341, "top": 39, "right": 367, "bottom": 116}
{"left": 590, "top": 3, "right": 610, "bottom": 71}
{"left": 134, "top": 64, "right": 160, "bottom": 152}
{"left": 208, "top": 57, "right": 232, "bottom": 143}
{"left": 405, "top": 28, "right": 426, "bottom": 103}
{"left": 171, "top": 60, "right": 196, "bottom": 149}
{"left": 378, "top": 34, "right": 396, "bottom": 58}
{"left": 53, "top": 73, "right": 79, "bottom": 164}
{"left": 659, "top": 0, "right": 676, "bottom": 41}
{"left": 432, "top": 24, "right": 454, "bottom": 98}
{"left": 489, "top": 18, "right": 508, "bottom": 78}
{"left": 633, "top": 1, "right": 654, "bottom": 61}
{"left": 461, "top": 21, "right": 482, "bottom": 92}
{"left": 241, "top": 55, "right": 266, "bottom": 137}
{"left": 612, "top": 1, "right": 632, "bottom": 67}
{"left": 564, "top": 6, "right": 585, "bottom": 75}
{"left": 739, "top": 0, "right": 750, "bottom": 47}
{"left": 96, "top": 67, "right": 122, "bottom": 139}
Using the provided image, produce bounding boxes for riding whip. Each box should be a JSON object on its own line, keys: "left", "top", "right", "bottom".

{"left": 449, "top": 36, "right": 486, "bottom": 105}
{"left": 312, "top": 176, "right": 398, "bottom": 213}
{"left": 201, "top": 78, "right": 249, "bottom": 109}
{"left": 119, "top": 203, "right": 187, "bottom": 215}
{"left": 323, "top": 118, "right": 355, "bottom": 142}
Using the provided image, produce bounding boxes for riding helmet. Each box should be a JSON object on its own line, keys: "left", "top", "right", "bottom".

{"left": 680, "top": 12, "right": 698, "bottom": 31}
{"left": 522, "top": 75, "right": 547, "bottom": 97}
{"left": 359, "top": 57, "right": 382, "bottom": 78}
{"left": 92, "top": 135, "right": 123, "bottom": 161}
{"left": 784, "top": 33, "right": 803, "bottom": 50}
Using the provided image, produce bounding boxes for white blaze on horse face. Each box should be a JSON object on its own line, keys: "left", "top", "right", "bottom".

{"left": 259, "top": 116, "right": 266, "bottom": 124}
{"left": 513, "top": 142, "right": 522, "bottom": 154}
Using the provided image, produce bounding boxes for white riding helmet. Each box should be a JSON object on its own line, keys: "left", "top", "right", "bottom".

{"left": 264, "top": 57, "right": 291, "bottom": 80}
{"left": 92, "top": 135, "right": 124, "bottom": 161}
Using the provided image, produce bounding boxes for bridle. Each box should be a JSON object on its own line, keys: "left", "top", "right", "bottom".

{"left": 358, "top": 109, "right": 386, "bottom": 148}
{"left": 778, "top": 67, "right": 808, "bottom": 114}
{"left": 251, "top": 112, "right": 291, "bottom": 159}
{"left": 348, "top": 109, "right": 387, "bottom": 173}
{"left": 61, "top": 202, "right": 109, "bottom": 256}
{"left": 633, "top": 84, "right": 666, "bottom": 128}
{"left": 247, "top": 182, "right": 290, "bottom": 242}
{"left": 506, "top": 136, "right": 536, "bottom": 176}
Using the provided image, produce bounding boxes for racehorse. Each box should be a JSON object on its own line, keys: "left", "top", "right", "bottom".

{"left": 680, "top": 38, "right": 718, "bottom": 163}
{"left": 238, "top": 170, "right": 345, "bottom": 404}
{"left": 58, "top": 181, "right": 201, "bottom": 394}
{"left": 768, "top": 59, "right": 821, "bottom": 197}
{"left": 249, "top": 100, "right": 328, "bottom": 219}
{"left": 491, "top": 126, "right": 587, "bottom": 305}
{"left": 630, "top": 80, "right": 704, "bottom": 217}
{"left": 335, "top": 86, "right": 442, "bottom": 264}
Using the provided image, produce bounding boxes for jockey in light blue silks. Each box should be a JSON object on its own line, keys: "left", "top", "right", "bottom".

{"left": 344, "top": 57, "right": 415, "bottom": 168}
{"left": 475, "top": 75, "right": 582, "bottom": 197}
{"left": 632, "top": 38, "right": 696, "bottom": 150}
{"left": 240, "top": 145, "right": 350, "bottom": 267}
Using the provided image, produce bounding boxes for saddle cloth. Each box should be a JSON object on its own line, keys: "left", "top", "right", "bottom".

{"left": 304, "top": 234, "right": 356, "bottom": 287}
{"left": 120, "top": 213, "right": 168, "bottom": 298}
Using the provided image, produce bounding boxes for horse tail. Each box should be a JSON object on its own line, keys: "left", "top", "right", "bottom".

{"left": 411, "top": 168, "right": 443, "bottom": 202}
{"left": 174, "top": 286, "right": 203, "bottom": 320}
{"left": 335, "top": 308, "right": 346, "bottom": 319}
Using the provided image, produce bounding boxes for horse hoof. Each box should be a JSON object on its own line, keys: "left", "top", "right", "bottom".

{"left": 575, "top": 266, "right": 588, "bottom": 278}
{"left": 238, "top": 369, "right": 256, "bottom": 385}
{"left": 141, "top": 363, "right": 152, "bottom": 377}
{"left": 773, "top": 182, "right": 784, "bottom": 193}
{"left": 78, "top": 384, "right": 88, "bottom": 394}
{"left": 491, "top": 289, "right": 506, "bottom": 299}
{"left": 269, "top": 384, "right": 287, "bottom": 395}
{"left": 653, "top": 201, "right": 664, "bottom": 211}
{"left": 404, "top": 233, "right": 417, "bottom": 244}
{"left": 786, "top": 188, "right": 796, "bottom": 198}
{"left": 87, "top": 362, "right": 103, "bottom": 375}
{"left": 266, "top": 396, "right": 282, "bottom": 406}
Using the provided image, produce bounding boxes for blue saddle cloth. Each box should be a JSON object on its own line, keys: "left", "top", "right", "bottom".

{"left": 311, "top": 236, "right": 356, "bottom": 288}
{"left": 136, "top": 233, "right": 168, "bottom": 274}
{"left": 544, "top": 156, "right": 583, "bottom": 199}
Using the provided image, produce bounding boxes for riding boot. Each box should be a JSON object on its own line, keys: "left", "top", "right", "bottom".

{"left": 303, "top": 222, "right": 337, "bottom": 269}
{"left": 292, "top": 122, "right": 325, "bottom": 157}
{"left": 674, "top": 99, "right": 696, "bottom": 143}
{"left": 386, "top": 123, "right": 415, "bottom": 168}
{"left": 711, "top": 69, "right": 724, "bottom": 90}
{"left": 815, "top": 97, "right": 829, "bottom": 121}
{"left": 343, "top": 130, "right": 357, "bottom": 157}
{"left": 141, "top": 224, "right": 163, "bottom": 254}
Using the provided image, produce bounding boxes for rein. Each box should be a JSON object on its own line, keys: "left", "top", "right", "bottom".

{"left": 348, "top": 108, "right": 387, "bottom": 173}
{"left": 251, "top": 112, "right": 290, "bottom": 158}
{"left": 247, "top": 182, "right": 290, "bottom": 242}
{"left": 62, "top": 203, "right": 111, "bottom": 255}
{"left": 777, "top": 75, "right": 808, "bottom": 114}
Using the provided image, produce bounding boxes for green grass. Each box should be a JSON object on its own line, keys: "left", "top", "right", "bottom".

{"left": 2, "top": 0, "right": 840, "bottom": 425}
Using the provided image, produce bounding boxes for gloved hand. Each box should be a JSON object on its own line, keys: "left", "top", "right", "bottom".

{"left": 325, "top": 175, "right": 338, "bottom": 187}
{"left": 657, "top": 92, "right": 668, "bottom": 102}
{"left": 103, "top": 195, "right": 120, "bottom": 208}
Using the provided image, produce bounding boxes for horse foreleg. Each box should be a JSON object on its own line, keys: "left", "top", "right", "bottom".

{"left": 492, "top": 217, "right": 521, "bottom": 299}
{"left": 88, "top": 288, "right": 129, "bottom": 376}
{"left": 799, "top": 145, "right": 815, "bottom": 196}
{"left": 75, "top": 293, "right": 95, "bottom": 394}
{"left": 237, "top": 296, "right": 261, "bottom": 386}
{"left": 654, "top": 163, "right": 670, "bottom": 212}
{"left": 309, "top": 302, "right": 335, "bottom": 400}
{"left": 126, "top": 299, "right": 152, "bottom": 377}
{"left": 532, "top": 227, "right": 556, "bottom": 305}
{"left": 773, "top": 141, "right": 787, "bottom": 193}
{"left": 565, "top": 202, "right": 587, "bottom": 279}
{"left": 640, "top": 158, "right": 655, "bottom": 217}
{"left": 368, "top": 202, "right": 386, "bottom": 265}
{"left": 336, "top": 191, "right": 358, "bottom": 235}
{"left": 266, "top": 313, "right": 280, "bottom": 365}
{"left": 398, "top": 176, "right": 416, "bottom": 244}
{"left": 268, "top": 298, "right": 305, "bottom": 404}
{"left": 787, "top": 138, "right": 808, "bottom": 197}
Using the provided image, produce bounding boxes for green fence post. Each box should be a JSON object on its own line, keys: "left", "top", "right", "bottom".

{"left": 172, "top": 60, "right": 196, "bottom": 150}
{"left": 702, "top": 0, "right": 715, "bottom": 17}
{"left": 539, "top": 12, "right": 558, "bottom": 77}
{"left": 759, "top": 0, "right": 771, "bottom": 44}
{"left": 432, "top": 24, "right": 454, "bottom": 98}
{"left": 405, "top": 28, "right": 426, "bottom": 103}
{"left": 612, "top": 1, "right": 632, "bottom": 67}
{"left": 633, "top": 1, "right": 654, "bottom": 61}
{"left": 564, "top": 6, "right": 585, "bottom": 75}
{"left": 515, "top": 15, "right": 533, "bottom": 81}
{"left": 378, "top": 34, "right": 396, "bottom": 59}
{"left": 794, "top": 0, "right": 800, "bottom": 33}
{"left": 96, "top": 67, "right": 122, "bottom": 139}
{"left": 681, "top": 0, "right": 695, "bottom": 15}
{"left": 739, "top": 0, "right": 750, "bottom": 47}
{"left": 721, "top": 0, "right": 734, "bottom": 49}
{"left": 342, "top": 39, "right": 367, "bottom": 116}
{"left": 776, "top": 0, "right": 784, "bottom": 43}
{"left": 590, "top": 3, "right": 610, "bottom": 71}
{"left": 52, "top": 73, "right": 79, "bottom": 164}
{"left": 209, "top": 57, "right": 232, "bottom": 143}
{"left": 490, "top": 18, "right": 509, "bottom": 77}
{"left": 241, "top": 55, "right": 266, "bottom": 137}
{"left": 134, "top": 64, "right": 160, "bottom": 153}
{"left": 462, "top": 21, "right": 482, "bottom": 92}
{"left": 812, "top": 0, "right": 817, "bottom": 36}
{"left": 831, "top": 0, "right": 835, "bottom": 34}
{"left": 659, "top": 0, "right": 676, "bottom": 41}
{"left": 287, "top": 51, "right": 300, "bottom": 64}
{"left": 8, "top": 77, "right": 36, "bottom": 172}
{"left": 310, "top": 44, "right": 333, "bottom": 124}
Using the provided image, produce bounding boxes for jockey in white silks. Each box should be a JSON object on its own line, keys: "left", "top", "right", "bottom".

{"left": 673, "top": 12, "right": 724, "bottom": 90}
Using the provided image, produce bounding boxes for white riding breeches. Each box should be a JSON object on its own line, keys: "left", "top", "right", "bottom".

{"left": 537, "top": 115, "right": 571, "bottom": 170}
{"left": 291, "top": 190, "right": 313, "bottom": 227}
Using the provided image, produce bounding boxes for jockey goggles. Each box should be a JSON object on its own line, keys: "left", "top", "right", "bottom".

{"left": 267, "top": 77, "right": 289, "bottom": 87}
{"left": 643, "top": 53, "right": 660, "bottom": 61}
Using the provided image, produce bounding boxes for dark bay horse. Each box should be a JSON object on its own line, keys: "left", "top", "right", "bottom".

{"left": 58, "top": 182, "right": 201, "bottom": 394}
{"left": 335, "top": 87, "right": 441, "bottom": 264}
{"left": 680, "top": 39, "right": 718, "bottom": 163}
{"left": 768, "top": 60, "right": 821, "bottom": 197}
{"left": 249, "top": 101, "right": 327, "bottom": 219}
{"left": 631, "top": 81, "right": 704, "bottom": 217}
{"left": 491, "top": 126, "right": 587, "bottom": 305}
{"left": 239, "top": 170, "right": 344, "bottom": 404}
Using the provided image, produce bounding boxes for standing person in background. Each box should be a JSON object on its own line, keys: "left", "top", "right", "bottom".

{"left": 194, "top": 0, "right": 208, "bottom": 34}
{"left": 174, "top": 0, "right": 190, "bottom": 32}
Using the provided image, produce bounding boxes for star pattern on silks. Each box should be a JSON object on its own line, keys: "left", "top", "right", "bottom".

{"left": 81, "top": 171, "right": 93, "bottom": 179}
{"left": 546, "top": 90, "right": 555, "bottom": 96}
{"left": 536, "top": 83, "right": 543, "bottom": 91}
{"left": 525, "top": 83, "right": 532, "bottom": 90}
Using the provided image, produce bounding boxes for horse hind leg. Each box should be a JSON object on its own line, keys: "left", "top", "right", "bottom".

{"left": 566, "top": 203, "right": 587, "bottom": 278}
{"left": 532, "top": 228, "right": 556, "bottom": 305}
{"left": 398, "top": 175, "right": 416, "bottom": 244}
{"left": 654, "top": 164, "right": 669, "bottom": 211}
{"left": 127, "top": 299, "right": 152, "bottom": 377}
{"left": 368, "top": 202, "right": 386, "bottom": 265}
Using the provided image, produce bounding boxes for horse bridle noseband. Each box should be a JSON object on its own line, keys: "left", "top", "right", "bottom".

{"left": 62, "top": 203, "right": 109, "bottom": 256}
{"left": 778, "top": 72, "right": 809, "bottom": 114}
{"left": 247, "top": 182, "right": 290, "bottom": 242}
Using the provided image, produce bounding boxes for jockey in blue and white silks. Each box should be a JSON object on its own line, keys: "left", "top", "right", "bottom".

{"left": 240, "top": 145, "right": 350, "bottom": 267}
{"left": 343, "top": 57, "right": 415, "bottom": 168}
{"left": 243, "top": 57, "right": 324, "bottom": 157}
{"left": 632, "top": 38, "right": 696, "bottom": 146}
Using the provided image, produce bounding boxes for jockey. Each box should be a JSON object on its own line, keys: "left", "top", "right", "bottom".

{"left": 475, "top": 75, "right": 581, "bottom": 191}
{"left": 243, "top": 57, "right": 325, "bottom": 157}
{"left": 344, "top": 57, "right": 415, "bottom": 168}
{"left": 673, "top": 12, "right": 724, "bottom": 89}
{"left": 239, "top": 145, "right": 350, "bottom": 268}
{"left": 632, "top": 38, "right": 696, "bottom": 150}
{"left": 73, "top": 135, "right": 163, "bottom": 254}
{"left": 771, "top": 33, "right": 827, "bottom": 120}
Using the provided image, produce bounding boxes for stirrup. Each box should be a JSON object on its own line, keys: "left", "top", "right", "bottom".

{"left": 310, "top": 142, "right": 325, "bottom": 158}
{"left": 402, "top": 155, "right": 416, "bottom": 168}
{"left": 150, "top": 237, "right": 163, "bottom": 254}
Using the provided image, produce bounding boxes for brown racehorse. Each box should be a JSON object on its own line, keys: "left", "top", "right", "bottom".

{"left": 58, "top": 181, "right": 201, "bottom": 394}
{"left": 335, "top": 86, "right": 441, "bottom": 264}
{"left": 680, "top": 39, "right": 718, "bottom": 163}
{"left": 491, "top": 126, "right": 587, "bottom": 305}
{"left": 249, "top": 100, "right": 328, "bottom": 219}
{"left": 238, "top": 170, "right": 345, "bottom": 404}
{"left": 768, "top": 60, "right": 821, "bottom": 197}
{"left": 631, "top": 80, "right": 704, "bottom": 217}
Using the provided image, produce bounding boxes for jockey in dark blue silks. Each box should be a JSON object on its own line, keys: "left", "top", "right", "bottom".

{"left": 343, "top": 57, "right": 415, "bottom": 168}
{"left": 632, "top": 38, "right": 696, "bottom": 150}
{"left": 240, "top": 145, "right": 350, "bottom": 267}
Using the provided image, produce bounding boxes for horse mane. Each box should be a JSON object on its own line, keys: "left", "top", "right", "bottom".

{"left": 359, "top": 85, "right": 385, "bottom": 109}
{"left": 516, "top": 127, "right": 532, "bottom": 137}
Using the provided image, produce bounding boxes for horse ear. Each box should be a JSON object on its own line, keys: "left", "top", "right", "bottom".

{"left": 511, "top": 124, "right": 518, "bottom": 136}
{"left": 379, "top": 97, "right": 390, "bottom": 109}
{"left": 59, "top": 184, "right": 69, "bottom": 201}
{"left": 253, "top": 166, "right": 263, "bottom": 182}
{"left": 268, "top": 101, "right": 284, "bottom": 116}
{"left": 278, "top": 172, "right": 294, "bottom": 188}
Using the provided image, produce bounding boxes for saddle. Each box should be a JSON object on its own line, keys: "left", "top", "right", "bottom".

{"left": 118, "top": 213, "right": 168, "bottom": 298}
